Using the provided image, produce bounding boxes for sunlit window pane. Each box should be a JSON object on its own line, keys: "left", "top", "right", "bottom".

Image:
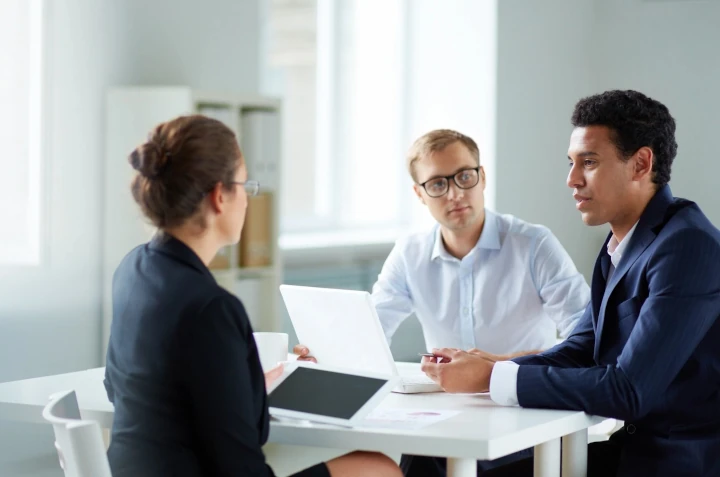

{"left": 0, "top": 0, "right": 42, "bottom": 265}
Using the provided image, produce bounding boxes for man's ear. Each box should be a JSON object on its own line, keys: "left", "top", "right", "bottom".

{"left": 207, "top": 182, "right": 225, "bottom": 214}
{"left": 413, "top": 184, "right": 426, "bottom": 205}
{"left": 631, "top": 147, "right": 654, "bottom": 182}
{"left": 479, "top": 166, "right": 486, "bottom": 191}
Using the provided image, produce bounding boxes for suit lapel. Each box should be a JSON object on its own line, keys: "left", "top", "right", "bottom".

{"left": 590, "top": 238, "right": 610, "bottom": 361}
{"left": 593, "top": 186, "right": 675, "bottom": 357}
{"left": 600, "top": 252, "right": 610, "bottom": 281}
{"left": 590, "top": 234, "right": 612, "bottom": 331}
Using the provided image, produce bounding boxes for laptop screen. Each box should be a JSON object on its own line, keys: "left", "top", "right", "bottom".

{"left": 279, "top": 285, "right": 398, "bottom": 376}
{"left": 268, "top": 366, "right": 388, "bottom": 419}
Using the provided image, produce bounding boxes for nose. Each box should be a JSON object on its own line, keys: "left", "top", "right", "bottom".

{"left": 567, "top": 161, "right": 584, "bottom": 189}
{"left": 446, "top": 181, "right": 464, "bottom": 200}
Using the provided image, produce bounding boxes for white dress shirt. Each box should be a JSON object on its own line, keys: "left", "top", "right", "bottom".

{"left": 490, "top": 222, "right": 639, "bottom": 406}
{"left": 607, "top": 222, "right": 639, "bottom": 279}
{"left": 372, "top": 210, "right": 590, "bottom": 355}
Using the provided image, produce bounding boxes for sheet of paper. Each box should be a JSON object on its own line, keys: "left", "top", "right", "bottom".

{"left": 359, "top": 408, "right": 462, "bottom": 430}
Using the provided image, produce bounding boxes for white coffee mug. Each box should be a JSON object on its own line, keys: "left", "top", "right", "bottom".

{"left": 253, "top": 332, "right": 289, "bottom": 372}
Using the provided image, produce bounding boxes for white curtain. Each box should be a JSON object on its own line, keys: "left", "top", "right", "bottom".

{"left": 0, "top": 0, "right": 43, "bottom": 265}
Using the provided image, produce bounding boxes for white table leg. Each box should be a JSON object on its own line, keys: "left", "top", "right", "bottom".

{"left": 534, "top": 438, "right": 560, "bottom": 477}
{"left": 447, "top": 457, "right": 476, "bottom": 477}
{"left": 561, "top": 430, "right": 588, "bottom": 477}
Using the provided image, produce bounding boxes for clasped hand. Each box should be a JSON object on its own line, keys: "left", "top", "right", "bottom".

{"left": 420, "top": 348, "right": 497, "bottom": 393}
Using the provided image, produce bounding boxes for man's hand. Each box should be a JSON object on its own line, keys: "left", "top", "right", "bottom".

{"left": 468, "top": 348, "right": 542, "bottom": 361}
{"left": 421, "top": 348, "right": 494, "bottom": 393}
{"left": 264, "top": 363, "right": 285, "bottom": 389}
{"left": 292, "top": 344, "right": 317, "bottom": 363}
{"left": 467, "top": 348, "right": 508, "bottom": 362}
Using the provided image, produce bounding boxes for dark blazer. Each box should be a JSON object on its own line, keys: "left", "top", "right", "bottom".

{"left": 104, "top": 234, "right": 275, "bottom": 477}
{"left": 513, "top": 186, "right": 720, "bottom": 477}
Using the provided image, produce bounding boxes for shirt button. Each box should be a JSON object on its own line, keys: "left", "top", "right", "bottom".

{"left": 626, "top": 424, "right": 636, "bottom": 435}
{"left": 462, "top": 307, "right": 469, "bottom": 315}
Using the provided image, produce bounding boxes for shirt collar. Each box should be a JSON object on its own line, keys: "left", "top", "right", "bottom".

{"left": 431, "top": 209, "right": 501, "bottom": 261}
{"left": 607, "top": 221, "right": 639, "bottom": 268}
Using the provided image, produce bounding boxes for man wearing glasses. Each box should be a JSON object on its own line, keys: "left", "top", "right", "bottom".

{"left": 376, "top": 130, "right": 590, "bottom": 475}
{"left": 373, "top": 129, "right": 589, "bottom": 362}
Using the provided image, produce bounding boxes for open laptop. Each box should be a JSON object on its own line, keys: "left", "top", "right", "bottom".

{"left": 279, "top": 284, "right": 443, "bottom": 394}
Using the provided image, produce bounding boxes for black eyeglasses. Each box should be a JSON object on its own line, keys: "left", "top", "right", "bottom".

{"left": 418, "top": 167, "right": 480, "bottom": 198}
{"left": 228, "top": 180, "right": 260, "bottom": 197}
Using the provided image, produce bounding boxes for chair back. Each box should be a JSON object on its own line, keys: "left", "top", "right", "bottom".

{"left": 42, "top": 389, "right": 112, "bottom": 477}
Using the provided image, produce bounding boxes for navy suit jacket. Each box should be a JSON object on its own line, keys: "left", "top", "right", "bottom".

{"left": 513, "top": 186, "right": 720, "bottom": 477}
{"left": 104, "top": 234, "right": 275, "bottom": 477}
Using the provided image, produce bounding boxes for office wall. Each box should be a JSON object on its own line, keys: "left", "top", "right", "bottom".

{"left": 495, "top": 0, "right": 720, "bottom": 281}
{"left": 495, "top": 0, "right": 606, "bottom": 281}
{"left": 0, "top": 1, "right": 262, "bottom": 475}
{"left": 118, "top": 0, "right": 262, "bottom": 92}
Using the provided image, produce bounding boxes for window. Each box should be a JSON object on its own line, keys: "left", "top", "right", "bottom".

{"left": 316, "top": 0, "right": 408, "bottom": 230}
{"left": 0, "top": 0, "right": 43, "bottom": 265}
{"left": 272, "top": 0, "right": 412, "bottom": 237}
{"left": 267, "top": 0, "right": 497, "bottom": 243}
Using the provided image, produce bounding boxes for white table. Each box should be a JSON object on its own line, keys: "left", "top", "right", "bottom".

{"left": 0, "top": 365, "right": 602, "bottom": 477}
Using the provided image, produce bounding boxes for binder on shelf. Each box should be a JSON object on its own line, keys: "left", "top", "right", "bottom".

{"left": 240, "top": 110, "right": 281, "bottom": 192}
{"left": 239, "top": 192, "right": 273, "bottom": 268}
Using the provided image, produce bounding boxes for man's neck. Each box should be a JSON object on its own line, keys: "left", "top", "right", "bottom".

{"left": 610, "top": 220, "right": 638, "bottom": 244}
{"left": 610, "top": 188, "right": 656, "bottom": 242}
{"left": 441, "top": 218, "right": 485, "bottom": 260}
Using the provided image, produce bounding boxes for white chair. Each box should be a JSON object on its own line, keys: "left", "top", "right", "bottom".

{"left": 42, "top": 389, "right": 112, "bottom": 477}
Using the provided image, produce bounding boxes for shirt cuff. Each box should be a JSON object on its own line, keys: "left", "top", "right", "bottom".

{"left": 489, "top": 361, "right": 520, "bottom": 406}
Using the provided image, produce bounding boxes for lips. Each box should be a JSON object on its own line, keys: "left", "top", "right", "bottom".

{"left": 448, "top": 206, "right": 470, "bottom": 214}
{"left": 573, "top": 194, "right": 590, "bottom": 209}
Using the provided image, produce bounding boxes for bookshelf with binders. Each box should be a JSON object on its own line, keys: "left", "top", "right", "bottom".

{"left": 102, "top": 87, "right": 283, "bottom": 359}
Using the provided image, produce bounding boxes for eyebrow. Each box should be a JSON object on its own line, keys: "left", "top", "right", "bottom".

{"left": 423, "top": 165, "right": 478, "bottom": 182}
{"left": 567, "top": 151, "right": 599, "bottom": 159}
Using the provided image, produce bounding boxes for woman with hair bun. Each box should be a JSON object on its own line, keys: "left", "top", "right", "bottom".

{"left": 104, "top": 115, "right": 401, "bottom": 477}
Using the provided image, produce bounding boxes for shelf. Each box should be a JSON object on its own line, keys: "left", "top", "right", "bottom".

{"left": 192, "top": 90, "right": 281, "bottom": 110}
{"left": 211, "top": 266, "right": 277, "bottom": 281}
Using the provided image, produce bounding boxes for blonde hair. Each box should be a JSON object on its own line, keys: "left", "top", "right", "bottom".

{"left": 407, "top": 129, "right": 480, "bottom": 182}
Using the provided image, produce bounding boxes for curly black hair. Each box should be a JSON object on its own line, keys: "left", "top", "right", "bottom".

{"left": 571, "top": 90, "right": 678, "bottom": 188}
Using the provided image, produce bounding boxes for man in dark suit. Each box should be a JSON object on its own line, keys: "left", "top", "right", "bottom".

{"left": 418, "top": 90, "right": 720, "bottom": 477}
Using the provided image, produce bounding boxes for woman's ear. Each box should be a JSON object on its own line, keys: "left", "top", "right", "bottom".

{"left": 207, "top": 182, "right": 225, "bottom": 214}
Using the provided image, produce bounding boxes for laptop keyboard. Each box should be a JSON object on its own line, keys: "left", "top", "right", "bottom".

{"left": 401, "top": 375, "right": 436, "bottom": 385}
